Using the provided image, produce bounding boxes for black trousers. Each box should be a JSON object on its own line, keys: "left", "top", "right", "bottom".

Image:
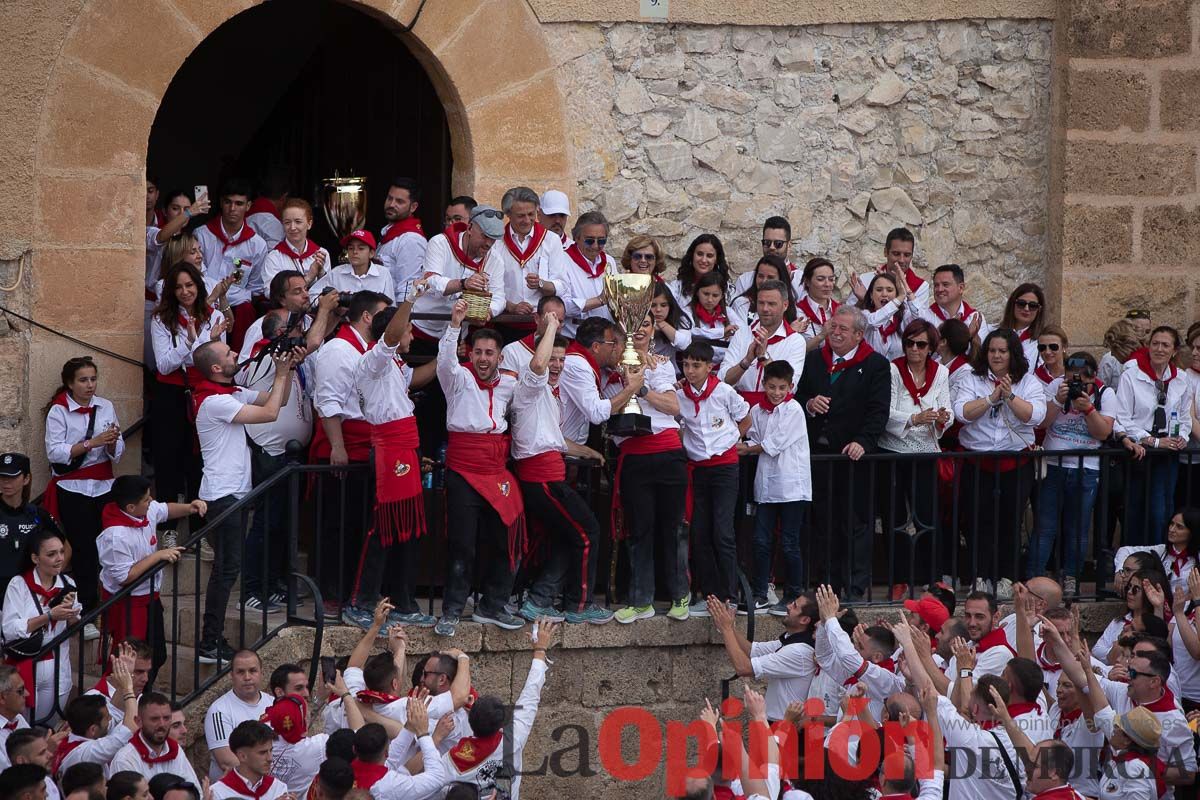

{"left": 316, "top": 463, "right": 371, "bottom": 606}
{"left": 620, "top": 449, "right": 689, "bottom": 607}
{"left": 56, "top": 488, "right": 104, "bottom": 612}
{"left": 352, "top": 532, "right": 420, "bottom": 615}
{"left": 523, "top": 479, "right": 601, "bottom": 612}
{"left": 876, "top": 454, "right": 948, "bottom": 586}
{"left": 150, "top": 381, "right": 200, "bottom": 511}
{"left": 442, "top": 469, "right": 516, "bottom": 618}
{"left": 811, "top": 455, "right": 872, "bottom": 599}
{"left": 961, "top": 460, "right": 1033, "bottom": 583}
{"left": 689, "top": 463, "right": 739, "bottom": 602}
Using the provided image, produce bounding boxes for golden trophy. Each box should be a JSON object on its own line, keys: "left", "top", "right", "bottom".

{"left": 316, "top": 174, "right": 367, "bottom": 263}
{"left": 604, "top": 273, "right": 655, "bottom": 437}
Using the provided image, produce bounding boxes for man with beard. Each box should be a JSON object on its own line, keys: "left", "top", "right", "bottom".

{"left": 193, "top": 178, "right": 269, "bottom": 351}
{"left": 108, "top": 693, "right": 199, "bottom": 785}
{"left": 538, "top": 190, "right": 571, "bottom": 248}
{"left": 377, "top": 178, "right": 427, "bottom": 294}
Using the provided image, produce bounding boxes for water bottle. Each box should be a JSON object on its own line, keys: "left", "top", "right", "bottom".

{"left": 434, "top": 442, "right": 448, "bottom": 489}
{"left": 1171, "top": 410, "right": 1181, "bottom": 438}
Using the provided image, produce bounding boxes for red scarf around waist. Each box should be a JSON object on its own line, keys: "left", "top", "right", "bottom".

{"left": 205, "top": 218, "right": 256, "bottom": 253}
{"left": 445, "top": 432, "right": 525, "bottom": 568}
{"left": 370, "top": 417, "right": 425, "bottom": 545}
{"left": 100, "top": 590, "right": 157, "bottom": 666}
{"left": 43, "top": 460, "right": 114, "bottom": 522}
{"left": 449, "top": 731, "right": 504, "bottom": 773}
{"left": 515, "top": 450, "right": 566, "bottom": 483}
{"left": 351, "top": 760, "right": 389, "bottom": 789}
{"left": 611, "top": 429, "right": 682, "bottom": 540}
{"left": 504, "top": 223, "right": 549, "bottom": 266}
{"left": 310, "top": 417, "right": 373, "bottom": 463}
{"left": 685, "top": 444, "right": 739, "bottom": 524}
{"left": 380, "top": 216, "right": 426, "bottom": 247}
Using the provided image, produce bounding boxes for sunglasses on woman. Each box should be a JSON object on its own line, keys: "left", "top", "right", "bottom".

{"left": 903, "top": 338, "right": 930, "bottom": 350}
{"left": 1037, "top": 342, "right": 1060, "bottom": 352}
{"left": 1013, "top": 299, "right": 1041, "bottom": 311}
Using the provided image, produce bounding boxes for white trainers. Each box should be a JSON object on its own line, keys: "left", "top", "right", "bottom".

{"left": 995, "top": 578, "right": 1014, "bottom": 600}
{"left": 82, "top": 624, "right": 100, "bottom": 642}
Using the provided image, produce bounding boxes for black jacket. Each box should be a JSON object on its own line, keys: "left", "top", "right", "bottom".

{"left": 796, "top": 346, "right": 891, "bottom": 454}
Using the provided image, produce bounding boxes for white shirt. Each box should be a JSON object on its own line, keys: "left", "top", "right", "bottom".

{"left": 259, "top": 241, "right": 330, "bottom": 292}
{"left": 795, "top": 297, "right": 838, "bottom": 345}
{"left": 1100, "top": 676, "right": 1195, "bottom": 798}
{"left": 1093, "top": 614, "right": 1132, "bottom": 663}
{"left": 194, "top": 222, "right": 268, "bottom": 307}
{"left": 1094, "top": 706, "right": 1161, "bottom": 800}
{"left": 856, "top": 268, "right": 932, "bottom": 309}
{"left": 953, "top": 370, "right": 1047, "bottom": 451}
{"left": 559, "top": 349, "right": 615, "bottom": 445}
{"left": 204, "top": 689, "right": 273, "bottom": 779}
{"left": 511, "top": 368, "right": 566, "bottom": 461}
{"left": 1044, "top": 381, "right": 1117, "bottom": 470}
{"left": 210, "top": 770, "right": 290, "bottom": 800}
{"left": 412, "top": 231, "right": 507, "bottom": 338}
{"left": 501, "top": 336, "right": 537, "bottom": 377}
{"left": 936, "top": 694, "right": 1024, "bottom": 800}
{"left": 377, "top": 222, "right": 428, "bottom": 293}
{"left": 1099, "top": 351, "right": 1127, "bottom": 391}
{"left": 1172, "top": 613, "right": 1200, "bottom": 702}
{"left": 83, "top": 677, "right": 129, "bottom": 732}
{"left": 0, "top": 712, "right": 29, "bottom": 770}
{"left": 312, "top": 330, "right": 367, "bottom": 422}
{"left": 1114, "top": 544, "right": 1196, "bottom": 596}
{"left": 816, "top": 621, "right": 905, "bottom": 723}
{"left": 750, "top": 636, "right": 817, "bottom": 722}
{"left": 733, "top": 262, "right": 806, "bottom": 300}
{"left": 44, "top": 394, "right": 124, "bottom": 496}
{"left": 612, "top": 357, "right": 680, "bottom": 446}
{"left": 247, "top": 209, "right": 284, "bottom": 252}
{"left": 370, "top": 736, "right": 449, "bottom": 800}
{"left": 195, "top": 386, "right": 258, "bottom": 501}
{"left": 1117, "top": 359, "right": 1194, "bottom": 442}
{"left": 109, "top": 733, "right": 201, "bottom": 785}
{"left": 718, "top": 322, "right": 806, "bottom": 395}
{"left": 558, "top": 251, "right": 617, "bottom": 338}
{"left": 1, "top": 571, "right": 80, "bottom": 684}
{"left": 438, "top": 326, "right": 516, "bottom": 434}
{"left": 497, "top": 226, "right": 568, "bottom": 310}
{"left": 236, "top": 342, "right": 314, "bottom": 457}
{"left": 862, "top": 301, "right": 907, "bottom": 362}
{"left": 97, "top": 501, "right": 169, "bottom": 595}
{"left": 150, "top": 309, "right": 227, "bottom": 376}
{"left": 308, "top": 263, "right": 395, "bottom": 302}
{"left": 746, "top": 399, "right": 811, "bottom": 503}
{"left": 355, "top": 339, "right": 416, "bottom": 425}
{"left": 881, "top": 361, "right": 951, "bottom": 454}
{"left": 341, "top": 667, "right": 464, "bottom": 764}
{"left": 676, "top": 380, "right": 749, "bottom": 462}
{"left": 904, "top": 298, "right": 990, "bottom": 340}
{"left": 942, "top": 632, "right": 1015, "bottom": 698}
{"left": 270, "top": 733, "right": 328, "bottom": 796}
{"left": 682, "top": 310, "right": 731, "bottom": 365}
{"left": 57, "top": 727, "right": 134, "bottom": 777}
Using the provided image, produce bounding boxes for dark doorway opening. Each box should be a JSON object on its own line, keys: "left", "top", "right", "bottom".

{"left": 147, "top": 0, "right": 452, "bottom": 250}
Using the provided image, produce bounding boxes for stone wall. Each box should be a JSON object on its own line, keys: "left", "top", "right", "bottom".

{"left": 551, "top": 18, "right": 1054, "bottom": 316}
{"left": 1058, "top": 0, "right": 1200, "bottom": 347}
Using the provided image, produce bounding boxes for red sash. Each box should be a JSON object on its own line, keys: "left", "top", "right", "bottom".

{"left": 611, "top": 429, "right": 683, "bottom": 540}
{"left": 680, "top": 375, "right": 720, "bottom": 416}
{"left": 444, "top": 223, "right": 484, "bottom": 272}
{"left": 155, "top": 365, "right": 203, "bottom": 387}
{"left": 930, "top": 300, "right": 977, "bottom": 322}
{"left": 43, "top": 461, "right": 113, "bottom": 522}
{"left": 821, "top": 340, "right": 875, "bottom": 375}
{"left": 797, "top": 297, "right": 837, "bottom": 327}
{"left": 685, "top": 444, "right": 739, "bottom": 524}
{"left": 976, "top": 627, "right": 1017, "bottom": 656}
{"left": 380, "top": 216, "right": 426, "bottom": 247}
{"left": 504, "top": 223, "right": 549, "bottom": 266}
{"left": 370, "top": 417, "right": 425, "bottom": 545}
{"left": 566, "top": 243, "right": 606, "bottom": 278}
{"left": 310, "top": 418, "right": 373, "bottom": 463}
{"left": 449, "top": 731, "right": 503, "bottom": 773}
{"left": 565, "top": 342, "right": 604, "bottom": 390}
{"left": 445, "top": 432, "right": 526, "bottom": 568}
{"left": 893, "top": 357, "right": 938, "bottom": 405}
{"left": 219, "top": 770, "right": 278, "bottom": 799}
{"left": 514, "top": 451, "right": 566, "bottom": 483}
{"left": 131, "top": 731, "right": 180, "bottom": 764}
{"left": 693, "top": 303, "right": 728, "bottom": 327}
{"left": 100, "top": 590, "right": 156, "bottom": 665}
{"left": 52, "top": 737, "right": 86, "bottom": 776}
{"left": 351, "top": 760, "right": 389, "bottom": 789}
{"left": 1114, "top": 751, "right": 1167, "bottom": 799}
{"left": 273, "top": 239, "right": 320, "bottom": 264}
{"left": 205, "top": 218, "right": 256, "bottom": 253}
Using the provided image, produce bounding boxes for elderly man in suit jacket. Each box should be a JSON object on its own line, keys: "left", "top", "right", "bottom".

{"left": 797, "top": 306, "right": 890, "bottom": 599}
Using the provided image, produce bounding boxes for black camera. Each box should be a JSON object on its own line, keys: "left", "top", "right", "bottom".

{"left": 1064, "top": 356, "right": 1092, "bottom": 413}
{"left": 268, "top": 336, "right": 306, "bottom": 354}
{"left": 318, "top": 286, "right": 354, "bottom": 308}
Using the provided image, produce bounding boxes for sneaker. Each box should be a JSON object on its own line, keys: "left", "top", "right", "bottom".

{"left": 434, "top": 615, "right": 459, "bottom": 637}
{"left": 159, "top": 530, "right": 178, "bottom": 549}
{"left": 472, "top": 609, "right": 525, "bottom": 630}
{"left": 890, "top": 583, "right": 910, "bottom": 602}
{"left": 564, "top": 604, "right": 614, "bottom": 625}
{"left": 342, "top": 605, "right": 377, "bottom": 631}
{"left": 518, "top": 600, "right": 565, "bottom": 623}
{"left": 995, "top": 578, "right": 1014, "bottom": 601}
{"left": 738, "top": 598, "right": 770, "bottom": 616}
{"left": 238, "top": 596, "right": 282, "bottom": 613}
{"left": 614, "top": 605, "right": 655, "bottom": 624}
{"left": 82, "top": 623, "right": 100, "bottom": 642}
{"left": 667, "top": 597, "right": 690, "bottom": 621}
{"left": 200, "top": 540, "right": 216, "bottom": 561}
{"left": 766, "top": 582, "right": 779, "bottom": 606}
{"left": 198, "top": 640, "right": 236, "bottom": 664}
{"left": 1063, "top": 575, "right": 1078, "bottom": 598}
{"left": 688, "top": 600, "right": 711, "bottom": 618}
{"left": 973, "top": 577, "right": 993, "bottom": 595}
{"left": 768, "top": 601, "right": 790, "bottom": 616}
{"left": 389, "top": 610, "right": 437, "bottom": 628}
{"left": 322, "top": 600, "right": 343, "bottom": 622}
{"left": 267, "top": 590, "right": 288, "bottom": 606}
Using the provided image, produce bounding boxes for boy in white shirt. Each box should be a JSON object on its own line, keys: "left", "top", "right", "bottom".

{"left": 210, "top": 721, "right": 290, "bottom": 800}
{"left": 737, "top": 360, "right": 811, "bottom": 615}
{"left": 676, "top": 342, "right": 751, "bottom": 614}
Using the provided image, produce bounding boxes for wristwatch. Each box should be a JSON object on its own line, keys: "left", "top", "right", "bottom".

{"left": 637, "top": 386, "right": 649, "bottom": 398}
{"left": 959, "top": 669, "right": 973, "bottom": 679}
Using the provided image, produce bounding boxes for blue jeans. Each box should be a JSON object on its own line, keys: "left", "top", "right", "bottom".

{"left": 751, "top": 501, "right": 809, "bottom": 602}
{"left": 1126, "top": 457, "right": 1179, "bottom": 546}
{"left": 1028, "top": 464, "right": 1099, "bottom": 577}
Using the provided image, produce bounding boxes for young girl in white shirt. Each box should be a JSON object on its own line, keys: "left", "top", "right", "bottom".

{"left": 856, "top": 272, "right": 908, "bottom": 362}
{"left": 794, "top": 258, "right": 839, "bottom": 351}
{"left": 686, "top": 272, "right": 737, "bottom": 366}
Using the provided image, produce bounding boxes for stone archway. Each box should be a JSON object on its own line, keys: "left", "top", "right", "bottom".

{"left": 26, "top": 0, "right": 571, "bottom": 469}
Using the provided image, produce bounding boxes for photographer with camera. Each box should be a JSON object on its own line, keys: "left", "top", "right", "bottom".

{"left": 308, "top": 229, "right": 394, "bottom": 302}
{"left": 240, "top": 271, "right": 337, "bottom": 361}
{"left": 1027, "top": 349, "right": 1116, "bottom": 596}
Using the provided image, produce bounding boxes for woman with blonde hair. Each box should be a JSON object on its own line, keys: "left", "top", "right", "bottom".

{"left": 620, "top": 235, "right": 666, "bottom": 278}
{"left": 1097, "top": 317, "right": 1142, "bottom": 390}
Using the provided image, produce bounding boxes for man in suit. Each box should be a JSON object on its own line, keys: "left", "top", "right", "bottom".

{"left": 797, "top": 306, "right": 890, "bottom": 599}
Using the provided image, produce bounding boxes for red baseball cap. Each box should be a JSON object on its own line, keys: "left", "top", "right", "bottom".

{"left": 904, "top": 596, "right": 950, "bottom": 633}
{"left": 261, "top": 694, "right": 308, "bottom": 743}
{"left": 340, "top": 229, "right": 377, "bottom": 249}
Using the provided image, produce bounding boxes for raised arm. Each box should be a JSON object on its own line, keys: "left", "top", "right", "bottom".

{"left": 529, "top": 314, "right": 560, "bottom": 376}
{"left": 1013, "top": 583, "right": 1037, "bottom": 661}
{"left": 349, "top": 598, "right": 394, "bottom": 670}
{"left": 708, "top": 595, "right": 754, "bottom": 677}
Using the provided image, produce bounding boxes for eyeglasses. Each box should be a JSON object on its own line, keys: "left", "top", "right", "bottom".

{"left": 1013, "top": 300, "right": 1042, "bottom": 311}
{"left": 761, "top": 239, "right": 788, "bottom": 250}
{"left": 600, "top": 339, "right": 619, "bottom": 347}
{"left": 629, "top": 252, "right": 656, "bottom": 261}
{"left": 1125, "top": 584, "right": 1143, "bottom": 595}
{"left": 1037, "top": 342, "right": 1060, "bottom": 352}
{"left": 1126, "top": 667, "right": 1151, "bottom": 681}
{"left": 903, "top": 338, "right": 930, "bottom": 350}
{"left": 582, "top": 237, "right": 608, "bottom": 247}
{"left": 471, "top": 209, "right": 503, "bottom": 221}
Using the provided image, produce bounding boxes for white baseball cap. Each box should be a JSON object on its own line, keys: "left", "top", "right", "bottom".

{"left": 540, "top": 189, "right": 570, "bottom": 216}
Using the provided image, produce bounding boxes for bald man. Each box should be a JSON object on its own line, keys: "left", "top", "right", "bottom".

{"left": 999, "top": 576, "right": 1062, "bottom": 649}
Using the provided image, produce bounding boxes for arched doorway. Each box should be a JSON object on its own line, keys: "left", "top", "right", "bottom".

{"left": 147, "top": 0, "right": 452, "bottom": 241}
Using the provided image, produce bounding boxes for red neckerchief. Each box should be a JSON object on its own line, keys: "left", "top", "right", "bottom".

{"left": 219, "top": 770, "right": 278, "bottom": 799}
{"left": 1036, "top": 640, "right": 1061, "bottom": 672}
{"left": 351, "top": 760, "right": 390, "bottom": 789}
{"left": 100, "top": 502, "right": 148, "bottom": 530}
{"left": 517, "top": 334, "right": 536, "bottom": 355}
{"left": 797, "top": 296, "right": 838, "bottom": 326}
{"left": 205, "top": 217, "right": 256, "bottom": 253}
{"left": 1140, "top": 687, "right": 1178, "bottom": 713}
{"left": 1114, "top": 751, "right": 1167, "bottom": 799}
{"left": 1030, "top": 786, "right": 1087, "bottom": 800}
{"left": 462, "top": 365, "right": 501, "bottom": 431}
{"left": 249, "top": 338, "right": 272, "bottom": 358}
{"left": 1133, "top": 348, "right": 1177, "bottom": 385}
{"left": 152, "top": 208, "right": 167, "bottom": 228}
{"left": 565, "top": 243, "right": 606, "bottom": 278}
{"left": 1035, "top": 365, "right": 1057, "bottom": 385}
{"left": 449, "top": 731, "right": 503, "bottom": 772}
{"left": 274, "top": 239, "right": 320, "bottom": 264}
{"left": 945, "top": 354, "right": 970, "bottom": 374}
{"left": 900, "top": 267, "right": 925, "bottom": 293}
{"left": 444, "top": 222, "right": 484, "bottom": 272}
{"left": 976, "top": 626, "right": 1017, "bottom": 655}
{"left": 1017, "top": 327, "right": 1033, "bottom": 342}
{"left": 760, "top": 392, "right": 794, "bottom": 413}
{"left": 893, "top": 357, "right": 938, "bottom": 404}
{"left": 753, "top": 320, "right": 794, "bottom": 347}
{"left": 248, "top": 197, "right": 280, "bottom": 220}
{"left": 1169, "top": 545, "right": 1192, "bottom": 576}
{"left": 877, "top": 312, "right": 902, "bottom": 342}
{"left": 930, "top": 299, "right": 977, "bottom": 321}
{"left": 566, "top": 341, "right": 604, "bottom": 390}
{"left": 380, "top": 216, "right": 426, "bottom": 247}
{"left": 131, "top": 731, "right": 180, "bottom": 764}
{"left": 335, "top": 324, "right": 368, "bottom": 355}
{"left": 23, "top": 570, "right": 60, "bottom": 602}
{"left": 91, "top": 677, "right": 114, "bottom": 698}
{"left": 1, "top": 716, "right": 17, "bottom": 731}
{"left": 821, "top": 340, "right": 874, "bottom": 375}
{"left": 693, "top": 303, "right": 727, "bottom": 327}
{"left": 504, "top": 223, "right": 549, "bottom": 266}
{"left": 191, "top": 378, "right": 239, "bottom": 417}
{"left": 1008, "top": 701, "right": 1041, "bottom": 718}
{"left": 51, "top": 391, "right": 91, "bottom": 415}
{"left": 355, "top": 689, "right": 403, "bottom": 705}
{"left": 680, "top": 374, "right": 720, "bottom": 416}
{"left": 52, "top": 736, "right": 86, "bottom": 776}
{"left": 1054, "top": 708, "right": 1082, "bottom": 740}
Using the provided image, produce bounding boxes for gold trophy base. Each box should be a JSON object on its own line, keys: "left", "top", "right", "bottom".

{"left": 462, "top": 288, "right": 493, "bottom": 326}
{"left": 609, "top": 345, "right": 652, "bottom": 436}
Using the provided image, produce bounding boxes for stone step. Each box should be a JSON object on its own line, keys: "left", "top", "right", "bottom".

{"left": 161, "top": 550, "right": 309, "bottom": 595}
{"left": 151, "top": 643, "right": 220, "bottom": 695}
